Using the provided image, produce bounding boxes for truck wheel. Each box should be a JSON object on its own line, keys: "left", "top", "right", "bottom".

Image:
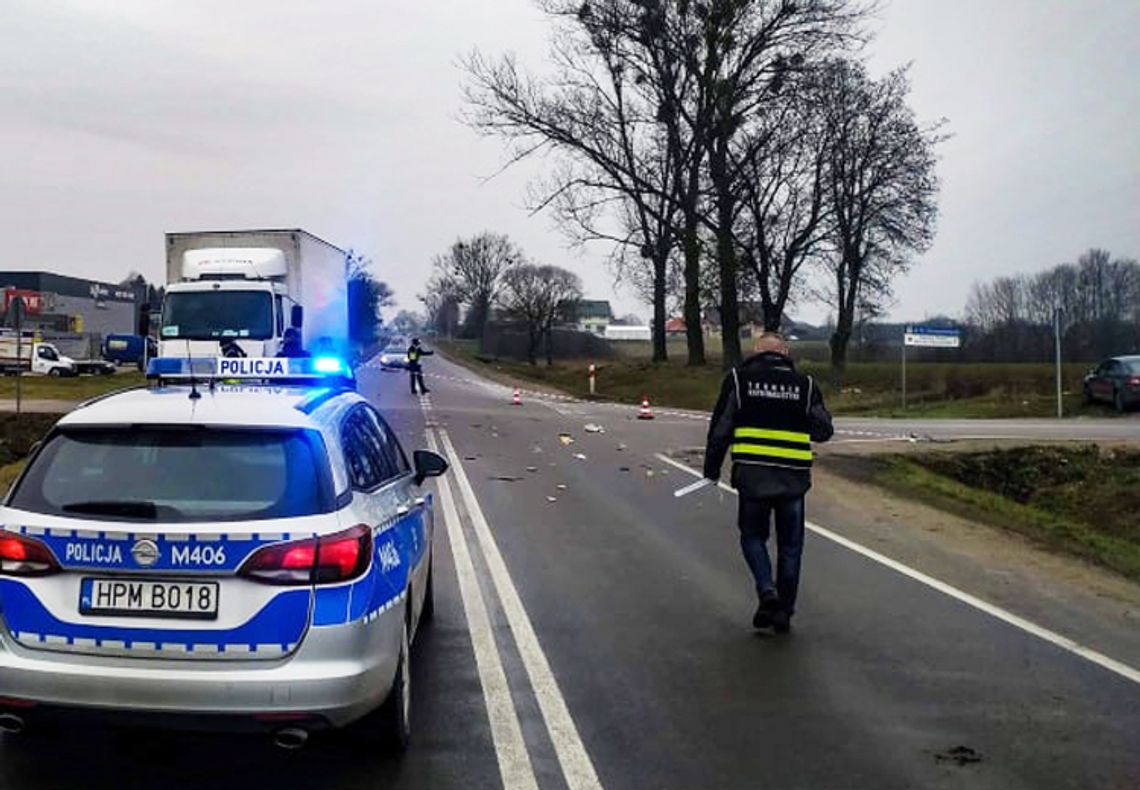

{"left": 48, "top": 368, "right": 62, "bottom": 377}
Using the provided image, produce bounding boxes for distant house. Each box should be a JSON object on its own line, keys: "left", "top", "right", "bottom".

{"left": 665, "top": 317, "right": 686, "bottom": 336}
{"left": 575, "top": 300, "right": 613, "bottom": 336}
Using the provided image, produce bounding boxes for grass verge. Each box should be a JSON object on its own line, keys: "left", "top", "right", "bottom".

{"left": 0, "top": 371, "right": 146, "bottom": 402}
{"left": 0, "top": 460, "right": 27, "bottom": 493}
{"left": 866, "top": 447, "right": 1140, "bottom": 582}
{"left": 435, "top": 340, "right": 1119, "bottom": 419}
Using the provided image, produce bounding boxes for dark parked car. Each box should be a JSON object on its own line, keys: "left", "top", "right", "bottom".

{"left": 1083, "top": 355, "right": 1140, "bottom": 413}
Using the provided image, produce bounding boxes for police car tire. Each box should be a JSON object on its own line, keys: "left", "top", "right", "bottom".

{"left": 420, "top": 554, "right": 435, "bottom": 624}
{"left": 376, "top": 618, "right": 412, "bottom": 751}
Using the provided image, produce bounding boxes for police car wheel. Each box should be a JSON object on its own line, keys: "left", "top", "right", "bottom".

{"left": 421, "top": 554, "right": 435, "bottom": 624}
{"left": 374, "top": 618, "right": 412, "bottom": 751}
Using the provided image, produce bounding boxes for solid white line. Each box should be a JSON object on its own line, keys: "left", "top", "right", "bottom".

{"left": 654, "top": 452, "right": 1140, "bottom": 686}
{"left": 425, "top": 432, "right": 539, "bottom": 790}
{"left": 439, "top": 429, "right": 605, "bottom": 790}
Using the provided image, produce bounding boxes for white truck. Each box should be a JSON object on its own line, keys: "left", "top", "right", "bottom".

{"left": 159, "top": 229, "right": 348, "bottom": 359}
{"left": 0, "top": 333, "right": 114, "bottom": 377}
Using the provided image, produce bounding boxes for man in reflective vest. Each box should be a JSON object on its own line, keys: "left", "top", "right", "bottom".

{"left": 406, "top": 337, "right": 434, "bottom": 395}
{"left": 703, "top": 332, "right": 834, "bottom": 633}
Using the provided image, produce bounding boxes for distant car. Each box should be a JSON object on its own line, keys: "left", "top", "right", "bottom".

{"left": 1083, "top": 355, "right": 1140, "bottom": 413}
{"left": 378, "top": 346, "right": 407, "bottom": 371}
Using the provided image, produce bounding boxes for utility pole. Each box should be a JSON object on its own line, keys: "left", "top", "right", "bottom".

{"left": 1054, "top": 303, "right": 1063, "bottom": 419}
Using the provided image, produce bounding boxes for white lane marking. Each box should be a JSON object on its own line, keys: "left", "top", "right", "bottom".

{"left": 425, "top": 429, "right": 540, "bottom": 790}
{"left": 655, "top": 452, "right": 1140, "bottom": 687}
{"left": 439, "top": 429, "right": 605, "bottom": 790}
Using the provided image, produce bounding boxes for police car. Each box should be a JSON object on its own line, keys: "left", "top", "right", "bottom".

{"left": 0, "top": 355, "right": 447, "bottom": 750}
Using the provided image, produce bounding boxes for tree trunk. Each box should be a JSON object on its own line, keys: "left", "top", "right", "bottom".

{"left": 681, "top": 219, "right": 706, "bottom": 366}
{"left": 830, "top": 263, "right": 858, "bottom": 387}
{"left": 527, "top": 326, "right": 537, "bottom": 365}
{"left": 829, "top": 325, "right": 852, "bottom": 388}
{"left": 710, "top": 138, "right": 741, "bottom": 370}
{"left": 652, "top": 248, "right": 668, "bottom": 364}
{"left": 544, "top": 326, "right": 554, "bottom": 366}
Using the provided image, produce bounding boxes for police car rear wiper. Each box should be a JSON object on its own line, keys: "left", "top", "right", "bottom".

{"left": 61, "top": 500, "right": 161, "bottom": 519}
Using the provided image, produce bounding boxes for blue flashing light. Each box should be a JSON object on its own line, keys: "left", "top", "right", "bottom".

{"left": 313, "top": 356, "right": 345, "bottom": 374}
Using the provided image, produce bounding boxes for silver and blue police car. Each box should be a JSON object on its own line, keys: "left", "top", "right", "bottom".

{"left": 0, "top": 356, "right": 446, "bottom": 750}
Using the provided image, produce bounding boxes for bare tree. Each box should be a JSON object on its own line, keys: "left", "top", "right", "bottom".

{"left": 498, "top": 264, "right": 584, "bottom": 364}
{"left": 462, "top": 2, "right": 702, "bottom": 363}
{"left": 429, "top": 233, "right": 523, "bottom": 348}
{"left": 821, "top": 59, "right": 943, "bottom": 382}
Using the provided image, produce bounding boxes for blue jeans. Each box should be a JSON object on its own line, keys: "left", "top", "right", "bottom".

{"left": 737, "top": 496, "right": 806, "bottom": 615}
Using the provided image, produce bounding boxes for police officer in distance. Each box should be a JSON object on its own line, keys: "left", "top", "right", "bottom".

{"left": 406, "top": 337, "right": 434, "bottom": 395}
{"left": 703, "top": 332, "right": 833, "bottom": 633}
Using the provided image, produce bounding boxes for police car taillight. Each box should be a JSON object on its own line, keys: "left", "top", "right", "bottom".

{"left": 0, "top": 534, "right": 60, "bottom": 577}
{"left": 238, "top": 526, "right": 372, "bottom": 585}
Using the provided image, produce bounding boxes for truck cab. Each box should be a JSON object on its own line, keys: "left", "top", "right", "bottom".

{"left": 158, "top": 248, "right": 302, "bottom": 359}
{"left": 31, "top": 343, "right": 78, "bottom": 377}
{"left": 0, "top": 333, "right": 78, "bottom": 377}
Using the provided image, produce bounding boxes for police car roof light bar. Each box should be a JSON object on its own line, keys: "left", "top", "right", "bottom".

{"left": 146, "top": 356, "right": 356, "bottom": 389}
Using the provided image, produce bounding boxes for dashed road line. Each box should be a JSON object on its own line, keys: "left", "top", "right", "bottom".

{"left": 655, "top": 452, "right": 1140, "bottom": 687}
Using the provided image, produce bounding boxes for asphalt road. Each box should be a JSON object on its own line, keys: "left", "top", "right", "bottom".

{"left": 1, "top": 355, "right": 1137, "bottom": 789}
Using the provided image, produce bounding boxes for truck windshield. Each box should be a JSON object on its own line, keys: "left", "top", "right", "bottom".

{"left": 162, "top": 291, "right": 274, "bottom": 340}
{"left": 8, "top": 428, "right": 334, "bottom": 523}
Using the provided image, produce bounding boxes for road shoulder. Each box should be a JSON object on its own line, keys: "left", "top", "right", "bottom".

{"left": 809, "top": 458, "right": 1140, "bottom": 666}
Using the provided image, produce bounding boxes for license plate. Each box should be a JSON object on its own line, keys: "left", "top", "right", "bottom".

{"left": 80, "top": 578, "right": 219, "bottom": 620}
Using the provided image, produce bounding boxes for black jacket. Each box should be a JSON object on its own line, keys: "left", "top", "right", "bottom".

{"left": 405, "top": 344, "right": 434, "bottom": 372}
{"left": 703, "top": 352, "right": 833, "bottom": 499}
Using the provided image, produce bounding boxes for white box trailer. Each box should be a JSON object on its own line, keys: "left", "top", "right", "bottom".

{"left": 160, "top": 229, "right": 348, "bottom": 359}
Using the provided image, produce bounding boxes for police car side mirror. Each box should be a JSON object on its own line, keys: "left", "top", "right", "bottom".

{"left": 413, "top": 450, "right": 448, "bottom": 485}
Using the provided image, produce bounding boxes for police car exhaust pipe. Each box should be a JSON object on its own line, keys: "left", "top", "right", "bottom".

{"left": 272, "top": 727, "right": 309, "bottom": 750}
{"left": 0, "top": 714, "right": 26, "bottom": 735}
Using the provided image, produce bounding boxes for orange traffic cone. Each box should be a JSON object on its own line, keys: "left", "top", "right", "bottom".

{"left": 638, "top": 394, "right": 654, "bottom": 420}
{"left": 512, "top": 387, "right": 522, "bottom": 406}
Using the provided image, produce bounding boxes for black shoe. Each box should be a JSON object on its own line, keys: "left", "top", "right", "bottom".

{"left": 771, "top": 610, "right": 792, "bottom": 634}
{"left": 421, "top": 388, "right": 431, "bottom": 394}
{"left": 752, "top": 605, "right": 772, "bottom": 629}
{"left": 752, "top": 590, "right": 780, "bottom": 629}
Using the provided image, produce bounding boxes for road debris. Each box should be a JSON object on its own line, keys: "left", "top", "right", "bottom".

{"left": 619, "top": 466, "right": 631, "bottom": 472}
{"left": 559, "top": 433, "right": 575, "bottom": 446}
{"left": 583, "top": 423, "right": 605, "bottom": 434}
{"left": 556, "top": 484, "right": 568, "bottom": 490}
{"left": 572, "top": 452, "right": 588, "bottom": 461}
{"left": 491, "top": 475, "right": 523, "bottom": 482}
{"left": 546, "top": 496, "right": 558, "bottom": 503}
{"left": 933, "top": 746, "right": 983, "bottom": 766}
{"left": 525, "top": 466, "right": 539, "bottom": 472}
{"left": 616, "top": 442, "right": 627, "bottom": 452}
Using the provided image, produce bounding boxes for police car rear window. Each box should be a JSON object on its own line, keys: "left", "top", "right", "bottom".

{"left": 8, "top": 428, "right": 335, "bottom": 523}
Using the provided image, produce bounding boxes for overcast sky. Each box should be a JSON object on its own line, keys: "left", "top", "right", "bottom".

{"left": 1, "top": 0, "right": 1137, "bottom": 325}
